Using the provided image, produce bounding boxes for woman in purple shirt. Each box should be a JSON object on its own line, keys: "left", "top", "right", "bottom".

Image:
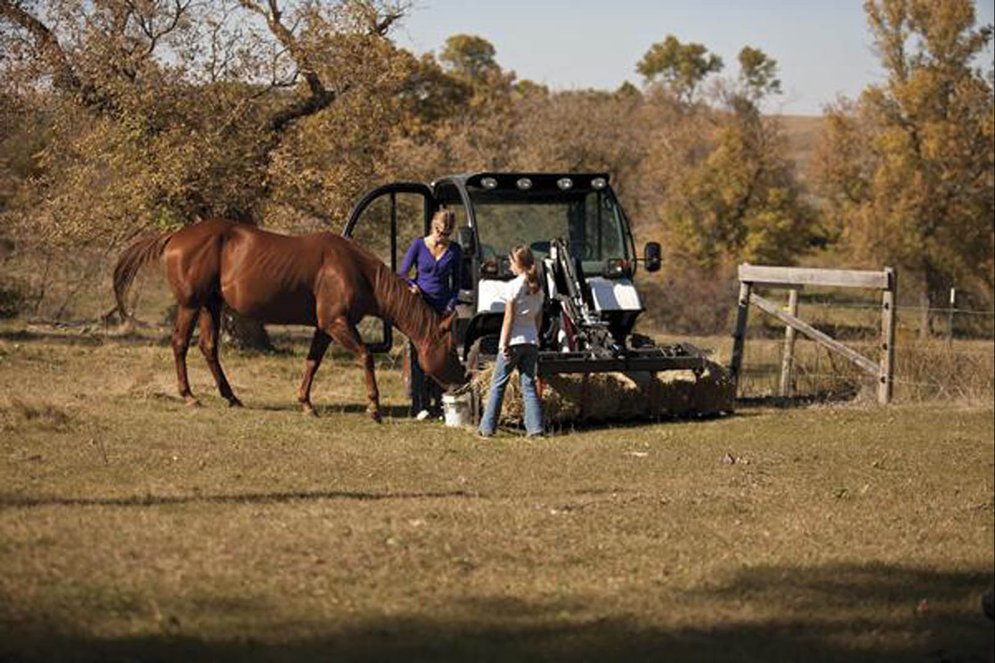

{"left": 398, "top": 209, "right": 463, "bottom": 418}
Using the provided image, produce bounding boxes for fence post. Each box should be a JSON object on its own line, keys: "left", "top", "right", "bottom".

{"left": 879, "top": 267, "right": 897, "bottom": 405}
{"left": 779, "top": 289, "right": 799, "bottom": 398}
{"left": 947, "top": 287, "right": 956, "bottom": 345}
{"left": 729, "top": 279, "right": 752, "bottom": 395}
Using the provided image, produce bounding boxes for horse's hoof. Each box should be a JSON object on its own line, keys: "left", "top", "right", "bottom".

{"left": 228, "top": 398, "right": 244, "bottom": 408}
{"left": 301, "top": 404, "right": 317, "bottom": 417}
{"left": 184, "top": 397, "right": 201, "bottom": 408}
{"left": 370, "top": 410, "right": 383, "bottom": 423}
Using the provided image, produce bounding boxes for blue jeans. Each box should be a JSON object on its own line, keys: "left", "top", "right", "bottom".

{"left": 408, "top": 341, "right": 441, "bottom": 417}
{"left": 478, "top": 344, "right": 543, "bottom": 436}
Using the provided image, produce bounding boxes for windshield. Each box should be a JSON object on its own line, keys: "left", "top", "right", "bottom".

{"left": 469, "top": 188, "right": 631, "bottom": 274}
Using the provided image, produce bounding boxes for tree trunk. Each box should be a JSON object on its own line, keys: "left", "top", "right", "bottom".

{"left": 222, "top": 307, "right": 275, "bottom": 353}
{"left": 918, "top": 263, "right": 946, "bottom": 340}
{"left": 918, "top": 288, "right": 931, "bottom": 340}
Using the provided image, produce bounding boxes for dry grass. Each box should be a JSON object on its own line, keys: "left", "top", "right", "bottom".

{"left": 736, "top": 337, "right": 995, "bottom": 404}
{"left": 1, "top": 325, "right": 993, "bottom": 662}
{"left": 662, "top": 330, "right": 995, "bottom": 406}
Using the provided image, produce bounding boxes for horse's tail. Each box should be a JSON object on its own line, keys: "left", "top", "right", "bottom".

{"left": 113, "top": 231, "right": 172, "bottom": 321}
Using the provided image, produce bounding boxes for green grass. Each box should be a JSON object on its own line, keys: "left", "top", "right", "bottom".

{"left": 1, "top": 328, "right": 993, "bottom": 662}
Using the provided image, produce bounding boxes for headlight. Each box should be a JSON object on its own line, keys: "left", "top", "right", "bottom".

{"left": 591, "top": 177, "right": 607, "bottom": 190}
{"left": 481, "top": 177, "right": 498, "bottom": 189}
{"left": 602, "top": 258, "right": 631, "bottom": 279}
{"left": 556, "top": 177, "right": 573, "bottom": 190}
{"left": 516, "top": 177, "right": 533, "bottom": 191}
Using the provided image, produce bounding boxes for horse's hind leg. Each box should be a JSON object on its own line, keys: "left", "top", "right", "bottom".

{"left": 297, "top": 329, "right": 331, "bottom": 416}
{"left": 325, "top": 319, "right": 381, "bottom": 423}
{"left": 172, "top": 305, "right": 200, "bottom": 406}
{"left": 198, "top": 301, "right": 242, "bottom": 408}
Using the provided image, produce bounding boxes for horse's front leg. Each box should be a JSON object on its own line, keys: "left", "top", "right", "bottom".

{"left": 326, "top": 319, "right": 381, "bottom": 422}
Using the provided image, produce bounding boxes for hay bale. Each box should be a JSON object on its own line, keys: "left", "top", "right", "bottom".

{"left": 472, "top": 360, "right": 734, "bottom": 425}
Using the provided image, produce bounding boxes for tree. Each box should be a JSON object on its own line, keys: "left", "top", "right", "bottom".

{"left": 636, "top": 35, "right": 723, "bottom": 103}
{"left": 737, "top": 46, "right": 782, "bottom": 102}
{"left": 657, "top": 47, "right": 816, "bottom": 269}
{"left": 0, "top": 0, "right": 410, "bottom": 345}
{"left": 439, "top": 33, "right": 499, "bottom": 83}
{"left": 816, "top": 0, "right": 994, "bottom": 330}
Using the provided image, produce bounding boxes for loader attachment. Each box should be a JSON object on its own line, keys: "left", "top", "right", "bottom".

{"left": 525, "top": 237, "right": 735, "bottom": 419}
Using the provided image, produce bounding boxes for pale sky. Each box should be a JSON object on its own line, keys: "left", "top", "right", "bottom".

{"left": 394, "top": 0, "right": 995, "bottom": 116}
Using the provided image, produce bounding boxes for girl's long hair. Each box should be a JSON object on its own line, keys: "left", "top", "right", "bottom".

{"left": 510, "top": 245, "right": 540, "bottom": 294}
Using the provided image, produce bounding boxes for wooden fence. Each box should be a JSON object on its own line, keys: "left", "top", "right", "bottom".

{"left": 729, "top": 264, "right": 898, "bottom": 405}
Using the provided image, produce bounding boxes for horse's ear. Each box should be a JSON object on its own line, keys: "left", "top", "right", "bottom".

{"left": 438, "top": 311, "right": 456, "bottom": 335}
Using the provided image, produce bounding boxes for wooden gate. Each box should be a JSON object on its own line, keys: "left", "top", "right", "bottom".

{"left": 729, "top": 265, "right": 898, "bottom": 405}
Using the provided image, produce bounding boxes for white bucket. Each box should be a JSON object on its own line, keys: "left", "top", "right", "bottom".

{"left": 442, "top": 392, "right": 474, "bottom": 427}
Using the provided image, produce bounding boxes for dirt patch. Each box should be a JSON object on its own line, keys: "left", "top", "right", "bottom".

{"left": 0, "top": 397, "right": 73, "bottom": 431}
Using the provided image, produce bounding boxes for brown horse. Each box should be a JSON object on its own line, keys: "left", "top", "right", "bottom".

{"left": 113, "top": 218, "right": 468, "bottom": 420}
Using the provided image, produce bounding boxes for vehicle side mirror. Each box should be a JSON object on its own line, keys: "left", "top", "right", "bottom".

{"left": 644, "top": 242, "right": 661, "bottom": 272}
{"left": 457, "top": 226, "right": 476, "bottom": 254}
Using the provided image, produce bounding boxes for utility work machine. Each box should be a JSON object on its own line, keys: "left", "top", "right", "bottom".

{"left": 344, "top": 172, "right": 730, "bottom": 414}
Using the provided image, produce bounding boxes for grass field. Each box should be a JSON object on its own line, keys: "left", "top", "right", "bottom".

{"left": 1, "top": 326, "right": 993, "bottom": 662}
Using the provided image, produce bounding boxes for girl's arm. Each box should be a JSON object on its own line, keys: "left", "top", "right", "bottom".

{"left": 500, "top": 298, "right": 515, "bottom": 358}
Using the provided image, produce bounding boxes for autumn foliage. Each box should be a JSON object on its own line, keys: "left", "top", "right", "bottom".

{"left": 1, "top": 0, "right": 991, "bottom": 332}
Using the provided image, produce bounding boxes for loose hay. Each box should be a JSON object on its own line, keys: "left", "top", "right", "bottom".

{"left": 471, "top": 360, "right": 735, "bottom": 425}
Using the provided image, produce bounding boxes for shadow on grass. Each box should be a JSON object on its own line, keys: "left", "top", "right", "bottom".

{"left": 2, "top": 563, "right": 991, "bottom": 663}
{"left": 0, "top": 328, "right": 114, "bottom": 346}
{"left": 249, "top": 402, "right": 412, "bottom": 419}
{"left": 0, "top": 486, "right": 635, "bottom": 510}
{"left": 0, "top": 326, "right": 387, "bottom": 361}
{"left": 0, "top": 488, "right": 480, "bottom": 509}
{"left": 735, "top": 386, "right": 861, "bottom": 410}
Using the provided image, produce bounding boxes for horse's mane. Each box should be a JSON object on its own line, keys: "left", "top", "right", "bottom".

{"left": 364, "top": 252, "right": 443, "bottom": 347}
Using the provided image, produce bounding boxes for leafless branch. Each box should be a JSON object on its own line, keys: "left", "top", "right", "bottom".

{"left": 356, "top": 1, "right": 406, "bottom": 36}
{"left": 237, "top": 0, "right": 336, "bottom": 133}
{"left": 0, "top": 0, "right": 86, "bottom": 97}
{"left": 126, "top": 0, "right": 191, "bottom": 58}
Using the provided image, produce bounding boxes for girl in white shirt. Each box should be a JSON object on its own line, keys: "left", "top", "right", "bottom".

{"left": 478, "top": 245, "right": 544, "bottom": 437}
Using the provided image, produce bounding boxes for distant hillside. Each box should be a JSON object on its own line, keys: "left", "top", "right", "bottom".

{"left": 773, "top": 114, "right": 825, "bottom": 186}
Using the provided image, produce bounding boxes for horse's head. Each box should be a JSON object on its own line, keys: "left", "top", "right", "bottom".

{"left": 418, "top": 312, "right": 469, "bottom": 389}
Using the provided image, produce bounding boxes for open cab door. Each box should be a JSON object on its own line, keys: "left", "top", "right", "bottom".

{"left": 343, "top": 182, "right": 436, "bottom": 352}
